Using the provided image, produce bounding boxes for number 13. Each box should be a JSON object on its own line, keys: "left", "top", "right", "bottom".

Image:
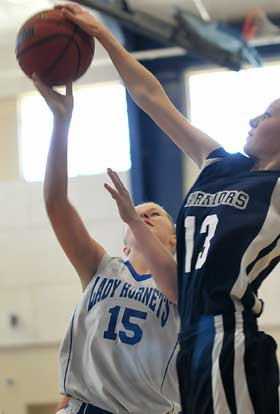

{"left": 185, "top": 214, "right": 218, "bottom": 273}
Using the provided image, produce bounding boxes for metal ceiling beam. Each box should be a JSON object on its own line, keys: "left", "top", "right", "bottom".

{"left": 75, "top": 0, "right": 262, "bottom": 70}
{"left": 75, "top": 0, "right": 176, "bottom": 46}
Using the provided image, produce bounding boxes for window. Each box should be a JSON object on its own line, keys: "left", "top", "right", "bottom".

{"left": 187, "top": 63, "right": 280, "bottom": 153}
{"left": 18, "top": 82, "right": 131, "bottom": 182}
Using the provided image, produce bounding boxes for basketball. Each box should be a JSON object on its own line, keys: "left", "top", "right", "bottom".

{"left": 15, "top": 8, "right": 95, "bottom": 86}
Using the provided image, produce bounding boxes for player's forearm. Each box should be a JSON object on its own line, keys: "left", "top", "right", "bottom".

{"left": 44, "top": 117, "right": 70, "bottom": 205}
{"left": 129, "top": 218, "right": 178, "bottom": 303}
{"left": 95, "top": 26, "right": 164, "bottom": 107}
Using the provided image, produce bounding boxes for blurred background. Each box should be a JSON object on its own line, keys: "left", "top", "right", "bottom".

{"left": 1, "top": 0, "right": 280, "bottom": 413}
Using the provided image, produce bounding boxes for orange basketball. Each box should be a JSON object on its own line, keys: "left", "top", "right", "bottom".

{"left": 15, "top": 9, "right": 95, "bottom": 86}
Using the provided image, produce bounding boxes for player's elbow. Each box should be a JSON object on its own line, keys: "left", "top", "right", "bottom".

{"left": 130, "top": 79, "right": 164, "bottom": 111}
{"left": 44, "top": 193, "right": 69, "bottom": 217}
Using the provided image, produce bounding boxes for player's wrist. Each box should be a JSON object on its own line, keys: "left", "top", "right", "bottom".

{"left": 127, "top": 215, "right": 145, "bottom": 229}
{"left": 95, "top": 25, "right": 114, "bottom": 42}
{"left": 53, "top": 112, "right": 72, "bottom": 127}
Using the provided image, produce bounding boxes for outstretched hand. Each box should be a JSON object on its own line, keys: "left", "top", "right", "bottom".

{"left": 105, "top": 169, "right": 140, "bottom": 226}
{"left": 55, "top": 2, "right": 102, "bottom": 37}
{"left": 32, "top": 74, "right": 73, "bottom": 121}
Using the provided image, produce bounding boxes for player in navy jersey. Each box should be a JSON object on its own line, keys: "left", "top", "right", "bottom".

{"left": 32, "top": 74, "right": 181, "bottom": 414}
{"left": 58, "top": 3, "right": 280, "bottom": 413}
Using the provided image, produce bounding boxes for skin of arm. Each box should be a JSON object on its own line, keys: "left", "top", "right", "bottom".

{"left": 32, "top": 75, "right": 105, "bottom": 290}
{"left": 55, "top": 395, "right": 70, "bottom": 412}
{"left": 105, "top": 169, "right": 178, "bottom": 304}
{"left": 58, "top": 3, "right": 220, "bottom": 168}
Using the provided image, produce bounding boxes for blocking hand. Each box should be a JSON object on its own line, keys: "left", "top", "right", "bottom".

{"left": 55, "top": 2, "right": 103, "bottom": 37}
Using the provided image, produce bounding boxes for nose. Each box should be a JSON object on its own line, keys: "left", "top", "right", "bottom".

{"left": 249, "top": 115, "right": 260, "bottom": 129}
{"left": 140, "top": 212, "right": 149, "bottom": 219}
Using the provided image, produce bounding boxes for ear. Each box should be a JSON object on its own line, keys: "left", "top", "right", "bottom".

{"left": 123, "top": 246, "right": 131, "bottom": 257}
{"left": 170, "top": 233, "right": 176, "bottom": 255}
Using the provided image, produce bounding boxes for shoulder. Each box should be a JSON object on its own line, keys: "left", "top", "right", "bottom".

{"left": 92, "top": 253, "right": 127, "bottom": 277}
{"left": 200, "top": 147, "right": 254, "bottom": 178}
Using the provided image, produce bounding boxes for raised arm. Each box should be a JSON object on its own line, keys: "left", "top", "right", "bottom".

{"left": 59, "top": 3, "right": 220, "bottom": 167}
{"left": 105, "top": 168, "right": 177, "bottom": 303}
{"left": 32, "top": 75, "right": 105, "bottom": 290}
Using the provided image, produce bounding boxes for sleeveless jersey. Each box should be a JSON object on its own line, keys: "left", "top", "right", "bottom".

{"left": 176, "top": 147, "right": 280, "bottom": 335}
{"left": 60, "top": 254, "right": 181, "bottom": 414}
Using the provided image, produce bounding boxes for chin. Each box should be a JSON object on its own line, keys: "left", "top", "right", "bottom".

{"left": 243, "top": 142, "right": 254, "bottom": 158}
{"left": 243, "top": 143, "right": 250, "bottom": 156}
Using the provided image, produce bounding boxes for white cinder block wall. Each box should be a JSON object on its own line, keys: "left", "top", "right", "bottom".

{"left": 0, "top": 174, "right": 129, "bottom": 348}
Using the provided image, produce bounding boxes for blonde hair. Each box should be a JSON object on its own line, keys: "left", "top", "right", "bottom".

{"left": 123, "top": 202, "right": 175, "bottom": 245}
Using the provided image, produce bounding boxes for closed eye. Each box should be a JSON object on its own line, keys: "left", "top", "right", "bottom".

{"left": 151, "top": 211, "right": 161, "bottom": 216}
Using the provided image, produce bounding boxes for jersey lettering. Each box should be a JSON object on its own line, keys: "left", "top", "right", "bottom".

{"left": 186, "top": 190, "right": 249, "bottom": 209}
{"left": 88, "top": 276, "right": 171, "bottom": 327}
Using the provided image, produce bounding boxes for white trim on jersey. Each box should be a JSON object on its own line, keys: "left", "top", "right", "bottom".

{"left": 230, "top": 178, "right": 280, "bottom": 312}
{"left": 211, "top": 315, "right": 231, "bottom": 414}
{"left": 211, "top": 314, "right": 255, "bottom": 414}
{"left": 234, "top": 313, "right": 254, "bottom": 414}
{"left": 201, "top": 157, "right": 222, "bottom": 171}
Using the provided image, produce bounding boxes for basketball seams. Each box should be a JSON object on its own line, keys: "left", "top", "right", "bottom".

{"left": 77, "top": 31, "right": 95, "bottom": 53}
{"left": 70, "top": 37, "right": 81, "bottom": 79}
{"left": 22, "top": 18, "right": 74, "bottom": 30}
{"left": 16, "top": 34, "right": 75, "bottom": 59}
{"left": 16, "top": 8, "right": 94, "bottom": 85}
{"left": 71, "top": 34, "right": 95, "bottom": 78}
{"left": 17, "top": 19, "right": 75, "bottom": 51}
{"left": 42, "top": 23, "right": 78, "bottom": 82}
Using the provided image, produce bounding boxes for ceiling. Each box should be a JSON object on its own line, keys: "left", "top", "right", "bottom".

{"left": 2, "top": 0, "right": 280, "bottom": 45}
{"left": 0, "top": 0, "right": 280, "bottom": 96}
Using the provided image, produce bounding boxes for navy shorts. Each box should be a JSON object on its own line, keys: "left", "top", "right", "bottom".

{"left": 57, "top": 398, "right": 114, "bottom": 414}
{"left": 177, "top": 312, "right": 279, "bottom": 414}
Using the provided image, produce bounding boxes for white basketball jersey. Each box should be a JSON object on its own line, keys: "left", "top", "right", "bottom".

{"left": 60, "top": 254, "right": 181, "bottom": 414}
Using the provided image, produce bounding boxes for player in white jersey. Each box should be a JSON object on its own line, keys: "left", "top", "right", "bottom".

{"left": 32, "top": 75, "right": 181, "bottom": 414}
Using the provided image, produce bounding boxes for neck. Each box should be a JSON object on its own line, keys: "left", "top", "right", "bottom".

{"left": 126, "top": 251, "right": 150, "bottom": 275}
{"left": 252, "top": 156, "right": 280, "bottom": 171}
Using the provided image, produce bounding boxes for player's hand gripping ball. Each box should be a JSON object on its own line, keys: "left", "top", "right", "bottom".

{"left": 15, "top": 8, "right": 95, "bottom": 86}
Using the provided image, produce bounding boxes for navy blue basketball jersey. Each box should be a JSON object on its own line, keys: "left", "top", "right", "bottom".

{"left": 176, "top": 147, "right": 280, "bottom": 335}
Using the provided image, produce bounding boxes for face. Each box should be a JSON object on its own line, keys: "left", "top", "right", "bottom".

{"left": 123, "top": 202, "right": 176, "bottom": 256}
{"left": 244, "top": 99, "right": 280, "bottom": 159}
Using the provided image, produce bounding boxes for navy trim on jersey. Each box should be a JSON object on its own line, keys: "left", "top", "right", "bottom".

{"left": 124, "top": 260, "right": 152, "bottom": 281}
{"left": 76, "top": 403, "right": 114, "bottom": 414}
{"left": 160, "top": 335, "right": 180, "bottom": 394}
{"left": 63, "top": 309, "right": 76, "bottom": 395}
